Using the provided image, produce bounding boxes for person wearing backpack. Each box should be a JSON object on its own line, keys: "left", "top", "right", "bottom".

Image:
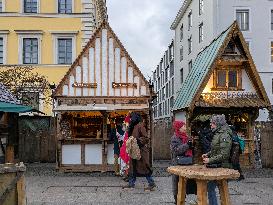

{"left": 202, "top": 115, "right": 232, "bottom": 205}
{"left": 230, "top": 128, "right": 245, "bottom": 180}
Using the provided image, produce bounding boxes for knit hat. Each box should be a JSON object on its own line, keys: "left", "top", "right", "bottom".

{"left": 210, "top": 114, "right": 227, "bottom": 128}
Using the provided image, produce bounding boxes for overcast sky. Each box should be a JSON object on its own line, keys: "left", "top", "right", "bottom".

{"left": 107, "top": 0, "right": 182, "bottom": 79}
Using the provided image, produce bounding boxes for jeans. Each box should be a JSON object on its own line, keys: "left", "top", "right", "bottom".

{"left": 129, "top": 175, "right": 155, "bottom": 187}
{"left": 208, "top": 181, "right": 218, "bottom": 205}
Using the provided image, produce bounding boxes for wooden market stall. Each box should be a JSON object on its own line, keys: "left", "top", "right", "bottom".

{"left": 172, "top": 22, "right": 271, "bottom": 167}
{"left": 53, "top": 21, "right": 153, "bottom": 172}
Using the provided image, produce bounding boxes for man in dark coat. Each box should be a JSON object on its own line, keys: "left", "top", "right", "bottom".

{"left": 122, "top": 112, "right": 156, "bottom": 191}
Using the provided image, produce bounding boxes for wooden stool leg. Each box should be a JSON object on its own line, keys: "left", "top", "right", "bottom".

{"left": 218, "top": 180, "right": 231, "bottom": 205}
{"left": 177, "top": 176, "right": 187, "bottom": 205}
{"left": 196, "top": 180, "right": 208, "bottom": 205}
{"left": 17, "top": 175, "right": 26, "bottom": 205}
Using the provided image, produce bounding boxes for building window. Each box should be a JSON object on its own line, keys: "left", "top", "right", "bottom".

{"left": 271, "top": 10, "right": 273, "bottom": 31}
{"left": 24, "top": 0, "right": 38, "bottom": 13}
{"left": 199, "top": 0, "right": 204, "bottom": 15}
{"left": 166, "top": 83, "right": 169, "bottom": 98}
{"left": 58, "top": 0, "right": 72, "bottom": 13}
{"left": 188, "top": 36, "right": 192, "bottom": 54}
{"left": 0, "top": 0, "right": 2, "bottom": 12}
{"left": 170, "top": 62, "right": 174, "bottom": 77}
{"left": 188, "top": 60, "right": 192, "bottom": 72}
{"left": 214, "top": 69, "right": 242, "bottom": 90}
{"left": 199, "top": 23, "right": 204, "bottom": 43}
{"left": 165, "top": 68, "right": 168, "bottom": 82}
{"left": 172, "top": 78, "right": 174, "bottom": 95}
{"left": 180, "top": 24, "right": 183, "bottom": 41}
{"left": 0, "top": 38, "right": 3, "bottom": 64}
{"left": 180, "top": 68, "right": 183, "bottom": 83}
{"left": 57, "top": 38, "right": 72, "bottom": 64}
{"left": 271, "top": 42, "right": 273, "bottom": 63}
{"left": 188, "top": 10, "right": 192, "bottom": 31}
{"left": 170, "top": 97, "right": 174, "bottom": 108}
{"left": 23, "top": 38, "right": 38, "bottom": 64}
{"left": 180, "top": 46, "right": 183, "bottom": 61}
{"left": 21, "top": 92, "right": 39, "bottom": 110}
{"left": 236, "top": 9, "right": 249, "bottom": 31}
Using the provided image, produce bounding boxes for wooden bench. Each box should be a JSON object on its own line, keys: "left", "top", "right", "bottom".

{"left": 167, "top": 165, "right": 240, "bottom": 205}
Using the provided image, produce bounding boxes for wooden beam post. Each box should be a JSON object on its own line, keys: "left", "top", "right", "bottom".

{"left": 218, "top": 180, "right": 231, "bottom": 205}
{"left": 5, "top": 145, "right": 14, "bottom": 163}
{"left": 177, "top": 176, "right": 187, "bottom": 205}
{"left": 196, "top": 180, "right": 208, "bottom": 205}
{"left": 17, "top": 175, "right": 26, "bottom": 205}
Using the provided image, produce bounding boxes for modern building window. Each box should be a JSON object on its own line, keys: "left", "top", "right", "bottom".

{"left": 180, "top": 46, "right": 183, "bottom": 61}
{"left": 23, "top": 38, "right": 38, "bottom": 64}
{"left": 271, "top": 42, "right": 273, "bottom": 63}
{"left": 180, "top": 68, "right": 183, "bottom": 84}
{"left": 58, "top": 0, "right": 72, "bottom": 13}
{"left": 0, "top": 38, "right": 3, "bottom": 64}
{"left": 170, "top": 97, "right": 174, "bottom": 108}
{"left": 188, "top": 10, "right": 192, "bottom": 31}
{"left": 180, "top": 24, "right": 183, "bottom": 41}
{"left": 271, "top": 10, "right": 273, "bottom": 31}
{"left": 24, "top": 0, "right": 38, "bottom": 13}
{"left": 0, "top": 0, "right": 2, "bottom": 12}
{"left": 172, "top": 78, "right": 174, "bottom": 95}
{"left": 199, "top": 23, "right": 204, "bottom": 43}
{"left": 199, "top": 0, "right": 204, "bottom": 15}
{"left": 166, "top": 83, "right": 169, "bottom": 98}
{"left": 165, "top": 68, "right": 169, "bottom": 82}
{"left": 170, "top": 62, "right": 174, "bottom": 77}
{"left": 188, "top": 36, "right": 192, "bottom": 54}
{"left": 236, "top": 9, "right": 249, "bottom": 31}
{"left": 188, "top": 60, "right": 192, "bottom": 72}
{"left": 57, "top": 38, "right": 72, "bottom": 64}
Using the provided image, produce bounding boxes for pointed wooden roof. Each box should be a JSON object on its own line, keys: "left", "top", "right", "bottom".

{"left": 54, "top": 21, "right": 151, "bottom": 99}
{"left": 173, "top": 21, "right": 270, "bottom": 112}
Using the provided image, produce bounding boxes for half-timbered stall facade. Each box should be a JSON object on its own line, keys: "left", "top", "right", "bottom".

{"left": 172, "top": 22, "right": 271, "bottom": 167}
{"left": 53, "top": 22, "right": 153, "bottom": 172}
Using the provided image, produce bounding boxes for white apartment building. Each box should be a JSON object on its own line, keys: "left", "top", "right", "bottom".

{"left": 171, "top": 0, "right": 273, "bottom": 121}
{"left": 152, "top": 40, "right": 175, "bottom": 121}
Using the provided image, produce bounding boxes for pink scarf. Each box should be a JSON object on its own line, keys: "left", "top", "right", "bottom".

{"left": 173, "top": 121, "right": 193, "bottom": 157}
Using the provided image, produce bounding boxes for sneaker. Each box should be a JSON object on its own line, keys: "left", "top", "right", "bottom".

{"left": 144, "top": 183, "right": 156, "bottom": 191}
{"left": 122, "top": 184, "right": 135, "bottom": 189}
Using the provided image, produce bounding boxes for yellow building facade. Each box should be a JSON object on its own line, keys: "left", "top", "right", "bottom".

{"left": 0, "top": 0, "right": 107, "bottom": 114}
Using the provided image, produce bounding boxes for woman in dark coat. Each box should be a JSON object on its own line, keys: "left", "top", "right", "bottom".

{"left": 170, "top": 121, "right": 193, "bottom": 204}
{"left": 122, "top": 112, "right": 156, "bottom": 191}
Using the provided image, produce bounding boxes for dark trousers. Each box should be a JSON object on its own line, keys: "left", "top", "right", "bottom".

{"left": 129, "top": 175, "right": 154, "bottom": 187}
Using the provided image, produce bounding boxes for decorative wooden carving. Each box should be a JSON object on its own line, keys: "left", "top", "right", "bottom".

{"left": 72, "top": 83, "right": 97, "bottom": 88}
{"left": 112, "top": 82, "right": 137, "bottom": 89}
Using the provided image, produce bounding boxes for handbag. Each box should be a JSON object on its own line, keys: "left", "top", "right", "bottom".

{"left": 176, "top": 156, "right": 193, "bottom": 165}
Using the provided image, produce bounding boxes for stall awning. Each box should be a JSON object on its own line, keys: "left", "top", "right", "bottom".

{"left": 0, "top": 102, "right": 33, "bottom": 113}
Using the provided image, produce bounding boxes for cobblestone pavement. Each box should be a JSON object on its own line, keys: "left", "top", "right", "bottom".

{"left": 25, "top": 163, "right": 273, "bottom": 205}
